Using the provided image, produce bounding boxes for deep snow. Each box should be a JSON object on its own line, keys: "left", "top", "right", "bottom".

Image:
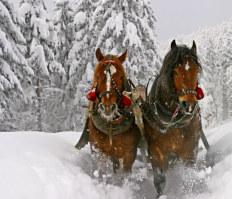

{"left": 0, "top": 120, "right": 232, "bottom": 199}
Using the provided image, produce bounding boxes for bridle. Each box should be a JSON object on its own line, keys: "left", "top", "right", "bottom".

{"left": 86, "top": 59, "right": 132, "bottom": 116}
{"left": 96, "top": 60, "right": 123, "bottom": 104}
{"left": 175, "top": 88, "right": 198, "bottom": 98}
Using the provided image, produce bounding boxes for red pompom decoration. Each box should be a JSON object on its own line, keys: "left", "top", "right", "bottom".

{"left": 121, "top": 95, "right": 132, "bottom": 107}
{"left": 87, "top": 89, "right": 97, "bottom": 101}
{"left": 196, "top": 87, "right": 204, "bottom": 100}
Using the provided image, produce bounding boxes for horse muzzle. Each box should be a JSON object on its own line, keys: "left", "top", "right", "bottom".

{"left": 178, "top": 92, "right": 197, "bottom": 113}
{"left": 97, "top": 103, "right": 121, "bottom": 122}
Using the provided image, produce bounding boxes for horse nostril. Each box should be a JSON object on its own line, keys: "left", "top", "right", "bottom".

{"left": 110, "top": 103, "right": 117, "bottom": 111}
{"left": 181, "top": 101, "right": 188, "bottom": 109}
{"left": 98, "top": 103, "right": 105, "bottom": 111}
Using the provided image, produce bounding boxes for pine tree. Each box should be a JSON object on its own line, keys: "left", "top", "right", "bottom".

{"left": 54, "top": 0, "right": 74, "bottom": 86}
{"left": 0, "top": 0, "right": 33, "bottom": 130}
{"left": 91, "top": 0, "right": 161, "bottom": 85}
{"left": 19, "top": 0, "right": 63, "bottom": 131}
{"left": 217, "top": 22, "right": 232, "bottom": 120}
{"left": 67, "top": 0, "right": 99, "bottom": 93}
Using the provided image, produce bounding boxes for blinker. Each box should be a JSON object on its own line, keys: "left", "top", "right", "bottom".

{"left": 87, "top": 88, "right": 97, "bottom": 101}
{"left": 121, "top": 94, "right": 132, "bottom": 107}
{"left": 196, "top": 86, "right": 204, "bottom": 100}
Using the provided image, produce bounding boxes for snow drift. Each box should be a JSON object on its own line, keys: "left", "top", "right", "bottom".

{"left": 0, "top": 120, "right": 232, "bottom": 199}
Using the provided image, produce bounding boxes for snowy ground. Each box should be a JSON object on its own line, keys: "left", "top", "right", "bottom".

{"left": 0, "top": 121, "right": 232, "bottom": 199}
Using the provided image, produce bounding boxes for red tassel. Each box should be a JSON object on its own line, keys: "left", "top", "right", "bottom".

{"left": 121, "top": 95, "right": 132, "bottom": 107}
{"left": 196, "top": 87, "right": 204, "bottom": 100}
{"left": 87, "top": 89, "right": 97, "bottom": 101}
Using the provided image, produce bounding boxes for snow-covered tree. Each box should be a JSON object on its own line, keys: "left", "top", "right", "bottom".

{"left": 54, "top": 0, "right": 74, "bottom": 86}
{"left": 91, "top": 0, "right": 161, "bottom": 85}
{"left": 18, "top": 0, "right": 64, "bottom": 131}
{"left": 212, "top": 23, "right": 232, "bottom": 120}
{"left": 0, "top": 0, "right": 33, "bottom": 129}
{"left": 67, "top": 0, "right": 99, "bottom": 93}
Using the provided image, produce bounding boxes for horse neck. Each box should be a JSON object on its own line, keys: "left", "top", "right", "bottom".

{"left": 149, "top": 74, "right": 178, "bottom": 113}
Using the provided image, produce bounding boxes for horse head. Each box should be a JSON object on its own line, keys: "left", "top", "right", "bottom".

{"left": 160, "top": 40, "right": 203, "bottom": 113}
{"left": 171, "top": 40, "right": 202, "bottom": 112}
{"left": 88, "top": 48, "right": 132, "bottom": 122}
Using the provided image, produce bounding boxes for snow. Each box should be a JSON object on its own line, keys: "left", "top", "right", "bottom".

{"left": 0, "top": 1, "right": 25, "bottom": 44}
{"left": 74, "top": 11, "right": 87, "bottom": 27}
{"left": 114, "top": 13, "right": 123, "bottom": 37}
{"left": 0, "top": 132, "right": 134, "bottom": 199}
{"left": 86, "top": 62, "right": 94, "bottom": 82}
{"left": 0, "top": 30, "right": 21, "bottom": 64}
{"left": 0, "top": 59, "right": 22, "bottom": 91}
{"left": 32, "top": 17, "right": 50, "bottom": 40}
{"left": 30, "top": 45, "right": 49, "bottom": 76}
{"left": 123, "top": 22, "right": 142, "bottom": 47}
{"left": 1, "top": 121, "right": 232, "bottom": 199}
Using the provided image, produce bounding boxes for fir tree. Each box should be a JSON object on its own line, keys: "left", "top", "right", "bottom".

{"left": 0, "top": 0, "right": 33, "bottom": 130}
{"left": 91, "top": 0, "right": 161, "bottom": 85}
{"left": 54, "top": 0, "right": 74, "bottom": 86}
{"left": 19, "top": 0, "right": 63, "bottom": 131}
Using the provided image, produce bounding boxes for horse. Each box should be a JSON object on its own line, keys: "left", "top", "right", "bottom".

{"left": 77, "top": 48, "right": 141, "bottom": 173}
{"left": 142, "top": 40, "right": 204, "bottom": 197}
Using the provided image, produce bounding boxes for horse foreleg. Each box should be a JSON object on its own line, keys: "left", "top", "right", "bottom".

{"left": 122, "top": 152, "right": 136, "bottom": 173}
{"left": 153, "top": 167, "right": 166, "bottom": 196}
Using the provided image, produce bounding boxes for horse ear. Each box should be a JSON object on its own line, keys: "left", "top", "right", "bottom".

{"left": 191, "top": 40, "right": 197, "bottom": 54}
{"left": 118, "top": 50, "right": 127, "bottom": 63}
{"left": 171, "top": 40, "right": 177, "bottom": 49}
{"left": 96, "top": 48, "right": 104, "bottom": 61}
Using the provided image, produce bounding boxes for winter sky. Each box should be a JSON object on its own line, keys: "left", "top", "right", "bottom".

{"left": 152, "top": 0, "right": 232, "bottom": 41}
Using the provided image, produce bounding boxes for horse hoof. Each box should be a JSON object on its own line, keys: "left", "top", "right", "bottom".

{"left": 153, "top": 169, "right": 166, "bottom": 197}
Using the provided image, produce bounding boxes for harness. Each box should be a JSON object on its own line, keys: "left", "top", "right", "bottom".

{"left": 142, "top": 101, "right": 199, "bottom": 133}
{"left": 91, "top": 106, "right": 133, "bottom": 135}
{"left": 143, "top": 75, "right": 199, "bottom": 133}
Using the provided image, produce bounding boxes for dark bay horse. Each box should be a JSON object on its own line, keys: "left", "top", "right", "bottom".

{"left": 80, "top": 48, "right": 141, "bottom": 173}
{"left": 142, "top": 40, "right": 204, "bottom": 196}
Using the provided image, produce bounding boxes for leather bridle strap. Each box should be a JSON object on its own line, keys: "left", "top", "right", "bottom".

{"left": 176, "top": 88, "right": 197, "bottom": 97}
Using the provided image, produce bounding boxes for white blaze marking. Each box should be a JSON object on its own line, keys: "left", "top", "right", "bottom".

{"left": 185, "top": 61, "right": 190, "bottom": 71}
{"left": 104, "top": 65, "right": 117, "bottom": 99}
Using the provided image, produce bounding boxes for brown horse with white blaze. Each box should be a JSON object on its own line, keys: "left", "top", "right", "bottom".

{"left": 142, "top": 40, "right": 204, "bottom": 196}
{"left": 84, "top": 48, "right": 140, "bottom": 173}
